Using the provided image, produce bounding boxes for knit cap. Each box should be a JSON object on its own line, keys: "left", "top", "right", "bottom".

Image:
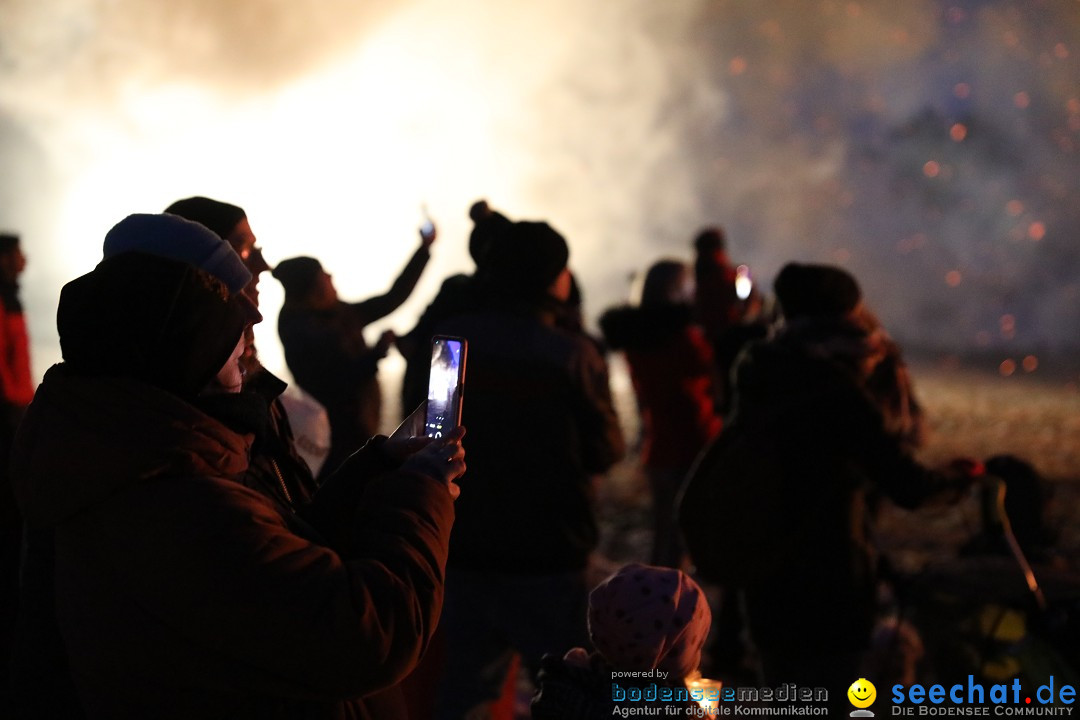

{"left": 164, "top": 197, "right": 247, "bottom": 242}
{"left": 481, "top": 220, "right": 569, "bottom": 301}
{"left": 103, "top": 213, "right": 251, "bottom": 295}
{"left": 587, "top": 563, "right": 712, "bottom": 679}
{"left": 774, "top": 262, "right": 861, "bottom": 320}
{"left": 272, "top": 257, "right": 324, "bottom": 300}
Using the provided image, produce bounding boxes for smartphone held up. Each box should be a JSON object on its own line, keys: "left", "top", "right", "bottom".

{"left": 425, "top": 336, "right": 467, "bottom": 439}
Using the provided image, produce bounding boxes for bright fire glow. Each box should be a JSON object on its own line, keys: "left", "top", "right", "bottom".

{"left": 685, "top": 673, "right": 722, "bottom": 717}
{"left": 46, "top": 9, "right": 535, "bottom": 378}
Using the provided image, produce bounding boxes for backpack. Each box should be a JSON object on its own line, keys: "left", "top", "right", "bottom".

{"left": 677, "top": 426, "right": 798, "bottom": 586}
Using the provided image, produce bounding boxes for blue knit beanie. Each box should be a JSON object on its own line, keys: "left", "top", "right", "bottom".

{"left": 103, "top": 213, "right": 251, "bottom": 294}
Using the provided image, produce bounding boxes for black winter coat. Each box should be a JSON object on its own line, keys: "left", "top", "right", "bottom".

{"left": 436, "top": 307, "right": 625, "bottom": 574}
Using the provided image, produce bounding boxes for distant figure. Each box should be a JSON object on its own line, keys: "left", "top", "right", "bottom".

{"left": 691, "top": 227, "right": 762, "bottom": 412}
{"left": 0, "top": 232, "right": 31, "bottom": 711}
{"left": 531, "top": 564, "right": 712, "bottom": 720}
{"left": 433, "top": 219, "right": 625, "bottom": 719}
{"left": 275, "top": 224, "right": 434, "bottom": 477}
{"left": 851, "top": 304, "right": 926, "bottom": 452}
{"left": 599, "top": 259, "right": 721, "bottom": 567}
{"left": 398, "top": 199, "right": 510, "bottom": 418}
{"left": 679, "top": 262, "right": 979, "bottom": 714}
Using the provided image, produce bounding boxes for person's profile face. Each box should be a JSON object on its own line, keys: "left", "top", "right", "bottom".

{"left": 213, "top": 332, "right": 247, "bottom": 394}
{"left": 0, "top": 246, "right": 26, "bottom": 284}
{"left": 227, "top": 218, "right": 270, "bottom": 307}
{"left": 549, "top": 267, "right": 572, "bottom": 302}
{"left": 227, "top": 218, "right": 257, "bottom": 262}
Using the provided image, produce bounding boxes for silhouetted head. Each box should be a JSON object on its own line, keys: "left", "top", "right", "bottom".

{"left": 165, "top": 196, "right": 270, "bottom": 303}
{"left": 273, "top": 257, "right": 337, "bottom": 310}
{"left": 468, "top": 199, "right": 513, "bottom": 268}
{"left": 693, "top": 226, "right": 726, "bottom": 254}
{"left": 61, "top": 214, "right": 258, "bottom": 399}
{"left": 165, "top": 197, "right": 246, "bottom": 245}
{"left": 0, "top": 233, "right": 26, "bottom": 286}
{"left": 774, "top": 262, "right": 861, "bottom": 320}
{"left": 640, "top": 259, "right": 693, "bottom": 307}
{"left": 481, "top": 220, "right": 570, "bottom": 304}
{"left": 587, "top": 563, "right": 712, "bottom": 678}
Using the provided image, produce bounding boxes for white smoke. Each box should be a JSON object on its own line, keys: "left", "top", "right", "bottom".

{"left": 1, "top": 0, "right": 1077, "bottom": 384}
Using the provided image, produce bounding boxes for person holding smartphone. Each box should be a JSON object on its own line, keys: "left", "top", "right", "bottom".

{"left": 11, "top": 214, "right": 465, "bottom": 720}
{"left": 274, "top": 221, "right": 436, "bottom": 479}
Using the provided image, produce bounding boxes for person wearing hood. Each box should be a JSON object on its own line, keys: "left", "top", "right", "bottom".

{"left": 10, "top": 214, "right": 465, "bottom": 720}
{"left": 599, "top": 259, "right": 721, "bottom": 568}
{"left": 531, "top": 564, "right": 712, "bottom": 720}
{"left": 678, "top": 262, "right": 980, "bottom": 713}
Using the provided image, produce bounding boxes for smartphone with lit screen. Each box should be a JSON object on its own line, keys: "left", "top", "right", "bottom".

{"left": 424, "top": 335, "right": 467, "bottom": 438}
{"left": 735, "top": 264, "right": 753, "bottom": 300}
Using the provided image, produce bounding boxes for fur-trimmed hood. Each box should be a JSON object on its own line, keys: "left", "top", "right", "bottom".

{"left": 598, "top": 303, "right": 696, "bottom": 352}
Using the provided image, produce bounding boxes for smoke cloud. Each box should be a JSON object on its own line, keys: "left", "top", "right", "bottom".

{"left": 1, "top": 0, "right": 1077, "bottom": 380}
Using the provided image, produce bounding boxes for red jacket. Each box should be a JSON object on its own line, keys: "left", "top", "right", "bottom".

{"left": 0, "top": 296, "right": 33, "bottom": 407}
{"left": 12, "top": 365, "right": 453, "bottom": 719}
{"left": 600, "top": 304, "right": 721, "bottom": 470}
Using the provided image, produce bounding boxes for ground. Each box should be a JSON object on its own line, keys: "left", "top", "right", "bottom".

{"left": 594, "top": 357, "right": 1080, "bottom": 573}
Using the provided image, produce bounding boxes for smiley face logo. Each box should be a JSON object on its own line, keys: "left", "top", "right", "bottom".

{"left": 848, "top": 678, "right": 877, "bottom": 709}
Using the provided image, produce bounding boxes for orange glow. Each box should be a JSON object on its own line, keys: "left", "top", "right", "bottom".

{"left": 1028, "top": 221, "right": 1046, "bottom": 241}
{"left": 729, "top": 56, "right": 747, "bottom": 75}
{"left": 923, "top": 161, "right": 940, "bottom": 178}
{"left": 1023, "top": 355, "right": 1039, "bottom": 372}
{"left": 1014, "top": 91, "right": 1030, "bottom": 109}
{"left": 846, "top": 3, "right": 862, "bottom": 19}
{"left": 1000, "top": 314, "right": 1015, "bottom": 331}
{"left": 1003, "top": 31, "right": 1019, "bottom": 48}
{"left": 954, "top": 83, "right": 971, "bottom": 99}
{"left": 999, "top": 359, "right": 1017, "bottom": 377}
{"left": 1054, "top": 43, "right": 1069, "bottom": 60}
{"left": 1068, "top": 98, "right": 1080, "bottom": 114}
{"left": 945, "top": 270, "right": 962, "bottom": 287}
{"left": 950, "top": 123, "right": 967, "bottom": 141}
{"left": 1006, "top": 199, "right": 1024, "bottom": 216}
{"left": 759, "top": 20, "right": 781, "bottom": 40}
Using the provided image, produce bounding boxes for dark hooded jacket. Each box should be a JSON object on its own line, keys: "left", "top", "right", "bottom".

{"left": 436, "top": 304, "right": 624, "bottom": 574}
{"left": 599, "top": 304, "right": 720, "bottom": 470}
{"left": 11, "top": 254, "right": 453, "bottom": 720}
{"left": 679, "top": 318, "right": 963, "bottom": 651}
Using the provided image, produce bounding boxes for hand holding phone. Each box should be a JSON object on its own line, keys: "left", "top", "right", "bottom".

{"left": 735, "top": 264, "right": 753, "bottom": 300}
{"left": 420, "top": 204, "right": 437, "bottom": 246}
{"left": 425, "top": 335, "right": 467, "bottom": 438}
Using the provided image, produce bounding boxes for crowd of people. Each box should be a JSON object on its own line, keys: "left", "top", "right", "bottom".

{"left": 0, "top": 196, "right": 1058, "bottom": 719}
